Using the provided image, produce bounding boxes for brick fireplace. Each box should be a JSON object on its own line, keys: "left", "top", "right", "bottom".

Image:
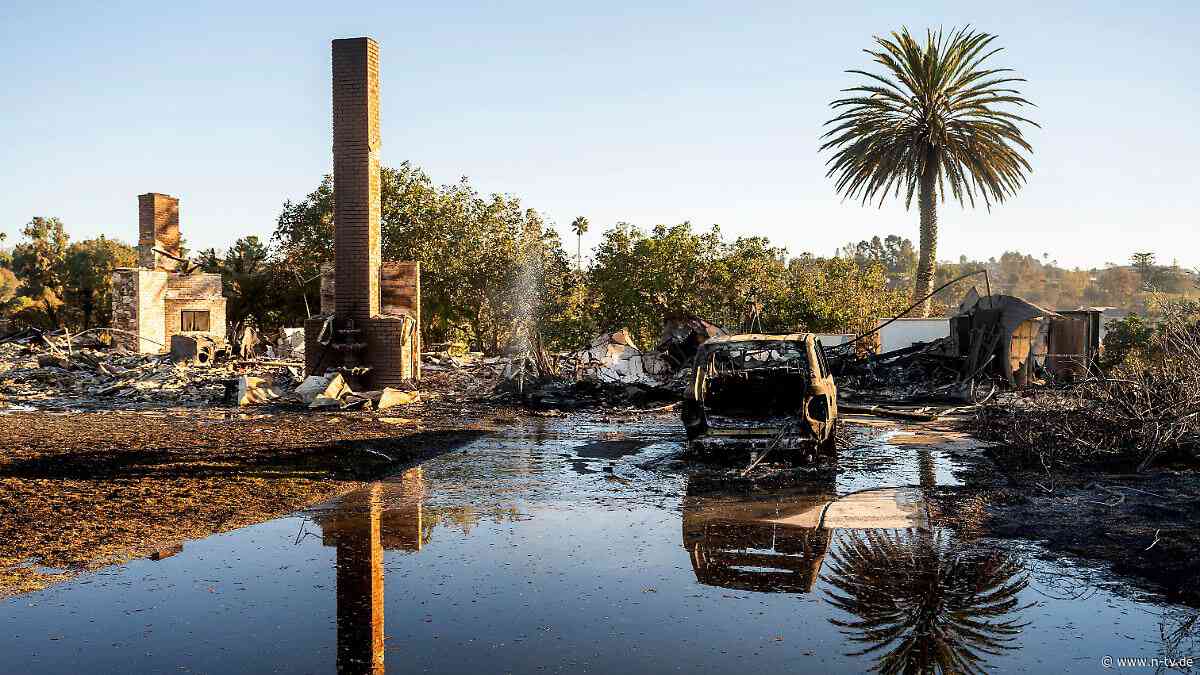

{"left": 111, "top": 193, "right": 227, "bottom": 354}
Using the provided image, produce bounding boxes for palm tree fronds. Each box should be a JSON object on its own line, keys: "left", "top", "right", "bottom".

{"left": 821, "top": 26, "right": 1036, "bottom": 210}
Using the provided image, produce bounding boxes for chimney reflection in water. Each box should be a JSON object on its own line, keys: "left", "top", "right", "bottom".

{"left": 317, "top": 468, "right": 425, "bottom": 674}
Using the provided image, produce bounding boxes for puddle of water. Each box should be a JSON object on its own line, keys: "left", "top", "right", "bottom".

{"left": 835, "top": 427, "right": 966, "bottom": 493}
{"left": 1, "top": 421, "right": 1195, "bottom": 673}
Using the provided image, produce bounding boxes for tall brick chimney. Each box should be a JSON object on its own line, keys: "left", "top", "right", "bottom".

{"left": 332, "top": 37, "right": 381, "bottom": 321}
{"left": 137, "top": 192, "right": 181, "bottom": 271}
{"left": 305, "top": 37, "right": 421, "bottom": 388}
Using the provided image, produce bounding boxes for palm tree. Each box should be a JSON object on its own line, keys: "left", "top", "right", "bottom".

{"left": 824, "top": 529, "right": 1031, "bottom": 674}
{"left": 822, "top": 27, "right": 1037, "bottom": 316}
{"left": 570, "top": 216, "right": 589, "bottom": 272}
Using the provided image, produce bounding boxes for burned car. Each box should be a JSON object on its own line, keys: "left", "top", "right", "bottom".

{"left": 682, "top": 477, "right": 930, "bottom": 593}
{"left": 682, "top": 479, "right": 836, "bottom": 593}
{"left": 682, "top": 333, "right": 838, "bottom": 457}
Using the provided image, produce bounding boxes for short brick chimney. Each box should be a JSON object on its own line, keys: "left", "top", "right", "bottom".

{"left": 138, "top": 192, "right": 181, "bottom": 271}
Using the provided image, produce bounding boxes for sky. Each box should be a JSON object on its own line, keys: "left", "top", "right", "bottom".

{"left": 2, "top": 0, "right": 1197, "bottom": 270}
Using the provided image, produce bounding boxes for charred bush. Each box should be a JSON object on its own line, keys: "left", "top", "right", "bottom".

{"left": 976, "top": 302, "right": 1200, "bottom": 470}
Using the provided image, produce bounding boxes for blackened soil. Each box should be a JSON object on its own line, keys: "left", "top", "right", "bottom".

{"left": 943, "top": 448, "right": 1200, "bottom": 607}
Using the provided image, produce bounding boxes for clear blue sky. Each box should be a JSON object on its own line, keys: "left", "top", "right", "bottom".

{"left": 2, "top": 0, "right": 1197, "bottom": 269}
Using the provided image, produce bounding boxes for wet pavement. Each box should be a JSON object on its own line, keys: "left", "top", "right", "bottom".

{"left": 2, "top": 413, "right": 1197, "bottom": 673}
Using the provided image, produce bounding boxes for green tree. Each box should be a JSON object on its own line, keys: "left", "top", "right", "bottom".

{"left": 589, "top": 222, "right": 732, "bottom": 344}
{"left": 1130, "top": 251, "right": 1156, "bottom": 288}
{"left": 10, "top": 217, "right": 70, "bottom": 328}
{"left": 822, "top": 27, "right": 1038, "bottom": 316}
{"left": 63, "top": 236, "right": 137, "bottom": 328}
{"left": 1100, "top": 313, "right": 1154, "bottom": 370}
{"left": 570, "top": 216, "right": 589, "bottom": 271}
{"left": 0, "top": 267, "right": 18, "bottom": 313}
{"left": 198, "top": 236, "right": 274, "bottom": 328}
{"left": 707, "top": 235, "right": 791, "bottom": 332}
{"left": 780, "top": 255, "right": 908, "bottom": 335}
{"left": 843, "top": 234, "right": 918, "bottom": 288}
{"left": 588, "top": 222, "right": 902, "bottom": 344}
{"left": 274, "top": 162, "right": 573, "bottom": 352}
{"left": 1092, "top": 265, "right": 1142, "bottom": 308}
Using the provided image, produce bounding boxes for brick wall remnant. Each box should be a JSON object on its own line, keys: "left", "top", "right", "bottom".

{"left": 111, "top": 268, "right": 169, "bottom": 353}
{"left": 380, "top": 262, "right": 420, "bottom": 379}
{"left": 111, "top": 269, "right": 140, "bottom": 351}
{"left": 315, "top": 260, "right": 422, "bottom": 382}
{"left": 164, "top": 273, "right": 227, "bottom": 341}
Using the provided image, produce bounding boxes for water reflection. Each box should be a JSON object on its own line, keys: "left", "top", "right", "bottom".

{"left": 319, "top": 460, "right": 1027, "bottom": 674}
{"left": 681, "top": 475, "right": 929, "bottom": 594}
{"left": 682, "top": 477, "right": 837, "bottom": 593}
{"left": 824, "top": 529, "right": 1029, "bottom": 674}
{"left": 313, "top": 468, "right": 426, "bottom": 675}
{"left": 681, "top": 475, "right": 1029, "bottom": 673}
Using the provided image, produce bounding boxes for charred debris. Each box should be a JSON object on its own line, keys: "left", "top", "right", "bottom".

{"left": 830, "top": 287, "right": 1198, "bottom": 470}
{"left": 0, "top": 326, "right": 418, "bottom": 413}
{"left": 6, "top": 283, "right": 1194, "bottom": 471}
{"left": 492, "top": 317, "right": 724, "bottom": 409}
{"left": 830, "top": 289, "right": 1104, "bottom": 417}
{"left": 477, "top": 284, "right": 1121, "bottom": 445}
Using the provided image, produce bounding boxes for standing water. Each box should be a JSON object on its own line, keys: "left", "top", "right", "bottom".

{"left": 1, "top": 417, "right": 1195, "bottom": 673}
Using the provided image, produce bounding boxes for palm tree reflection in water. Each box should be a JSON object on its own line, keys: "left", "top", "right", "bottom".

{"left": 823, "top": 528, "right": 1030, "bottom": 674}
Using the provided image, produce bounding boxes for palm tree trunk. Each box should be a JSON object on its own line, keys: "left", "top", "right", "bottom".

{"left": 576, "top": 235, "right": 582, "bottom": 272}
{"left": 918, "top": 447, "right": 936, "bottom": 492}
{"left": 912, "top": 163, "right": 938, "bottom": 317}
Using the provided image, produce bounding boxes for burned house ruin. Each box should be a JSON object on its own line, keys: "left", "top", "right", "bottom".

{"left": 952, "top": 291, "right": 1102, "bottom": 386}
{"left": 304, "top": 37, "right": 421, "bottom": 389}
{"left": 111, "top": 193, "right": 228, "bottom": 354}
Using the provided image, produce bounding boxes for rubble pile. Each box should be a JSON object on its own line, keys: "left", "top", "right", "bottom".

{"left": 0, "top": 327, "right": 427, "bottom": 413}
{"left": 976, "top": 304, "right": 1200, "bottom": 470}
{"left": 559, "top": 329, "right": 672, "bottom": 385}
{"left": 272, "top": 328, "right": 306, "bottom": 360}
{"left": 288, "top": 372, "right": 419, "bottom": 411}
{"left": 0, "top": 330, "right": 282, "bottom": 409}
{"left": 832, "top": 337, "right": 977, "bottom": 404}
{"left": 500, "top": 375, "right": 679, "bottom": 410}
{"left": 421, "top": 350, "right": 504, "bottom": 403}
{"left": 977, "top": 372, "right": 1200, "bottom": 471}
{"left": 491, "top": 328, "right": 693, "bottom": 409}
{"left": 976, "top": 384, "right": 1200, "bottom": 470}
{"left": 656, "top": 316, "right": 727, "bottom": 369}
